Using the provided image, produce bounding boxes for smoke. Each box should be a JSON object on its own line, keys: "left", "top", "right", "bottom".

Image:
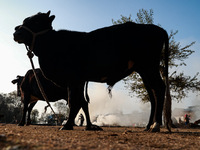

{"left": 190, "top": 95, "right": 200, "bottom": 122}
{"left": 75, "top": 82, "right": 150, "bottom": 127}
{"left": 172, "top": 94, "right": 200, "bottom": 123}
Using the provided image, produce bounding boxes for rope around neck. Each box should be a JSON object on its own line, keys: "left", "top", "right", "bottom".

{"left": 20, "top": 26, "right": 50, "bottom": 51}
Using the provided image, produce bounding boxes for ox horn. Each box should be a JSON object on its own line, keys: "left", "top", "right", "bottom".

{"left": 47, "top": 10, "right": 51, "bottom": 16}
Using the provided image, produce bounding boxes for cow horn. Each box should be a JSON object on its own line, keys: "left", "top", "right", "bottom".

{"left": 47, "top": 10, "right": 51, "bottom": 16}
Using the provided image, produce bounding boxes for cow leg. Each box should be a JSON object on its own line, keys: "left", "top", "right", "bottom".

{"left": 81, "top": 97, "right": 103, "bottom": 131}
{"left": 60, "top": 85, "right": 82, "bottom": 130}
{"left": 26, "top": 101, "right": 37, "bottom": 125}
{"left": 139, "top": 72, "right": 156, "bottom": 131}
{"left": 139, "top": 69, "right": 166, "bottom": 132}
{"left": 140, "top": 79, "right": 156, "bottom": 131}
{"left": 18, "top": 94, "right": 30, "bottom": 126}
{"left": 151, "top": 75, "right": 166, "bottom": 132}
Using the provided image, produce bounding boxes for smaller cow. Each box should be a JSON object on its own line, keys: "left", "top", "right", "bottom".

{"left": 12, "top": 69, "right": 101, "bottom": 130}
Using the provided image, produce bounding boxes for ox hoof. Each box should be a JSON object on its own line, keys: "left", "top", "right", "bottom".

{"left": 144, "top": 124, "right": 151, "bottom": 131}
{"left": 60, "top": 125, "right": 73, "bottom": 130}
{"left": 148, "top": 122, "right": 160, "bottom": 132}
{"left": 26, "top": 120, "right": 32, "bottom": 126}
{"left": 18, "top": 123, "right": 25, "bottom": 126}
{"left": 85, "top": 124, "right": 103, "bottom": 131}
{"left": 144, "top": 127, "right": 150, "bottom": 132}
{"left": 25, "top": 122, "right": 31, "bottom": 126}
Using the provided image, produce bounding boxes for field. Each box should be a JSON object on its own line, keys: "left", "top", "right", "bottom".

{"left": 0, "top": 124, "right": 200, "bottom": 150}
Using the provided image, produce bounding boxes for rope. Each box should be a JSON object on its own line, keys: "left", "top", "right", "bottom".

{"left": 25, "top": 45, "right": 61, "bottom": 125}
{"left": 20, "top": 26, "right": 50, "bottom": 51}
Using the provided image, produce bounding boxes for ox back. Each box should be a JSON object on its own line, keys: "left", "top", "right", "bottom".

{"left": 32, "top": 22, "right": 167, "bottom": 88}
{"left": 21, "top": 69, "right": 67, "bottom": 101}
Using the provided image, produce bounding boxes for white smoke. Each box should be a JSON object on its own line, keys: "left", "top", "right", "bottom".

{"left": 188, "top": 94, "right": 200, "bottom": 122}
{"left": 76, "top": 82, "right": 150, "bottom": 127}
{"left": 172, "top": 94, "right": 200, "bottom": 123}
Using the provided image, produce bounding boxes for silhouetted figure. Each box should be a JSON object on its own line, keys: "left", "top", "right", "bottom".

{"left": 78, "top": 114, "right": 84, "bottom": 126}
{"left": 184, "top": 114, "right": 190, "bottom": 125}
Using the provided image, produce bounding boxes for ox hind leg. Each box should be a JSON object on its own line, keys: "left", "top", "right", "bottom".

{"left": 61, "top": 82, "right": 103, "bottom": 131}
{"left": 139, "top": 69, "right": 166, "bottom": 132}
{"left": 140, "top": 79, "right": 156, "bottom": 131}
{"left": 26, "top": 101, "right": 37, "bottom": 125}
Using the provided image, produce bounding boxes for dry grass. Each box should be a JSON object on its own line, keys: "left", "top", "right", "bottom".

{"left": 0, "top": 124, "right": 200, "bottom": 150}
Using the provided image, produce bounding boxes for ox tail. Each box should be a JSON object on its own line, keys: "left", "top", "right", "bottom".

{"left": 164, "top": 31, "right": 172, "bottom": 132}
{"left": 85, "top": 81, "right": 90, "bottom": 103}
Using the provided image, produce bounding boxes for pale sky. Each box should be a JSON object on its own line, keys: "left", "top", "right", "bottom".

{"left": 0, "top": 0, "right": 199, "bottom": 117}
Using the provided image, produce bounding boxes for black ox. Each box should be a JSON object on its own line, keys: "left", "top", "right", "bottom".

{"left": 13, "top": 11, "right": 171, "bottom": 132}
{"left": 11, "top": 68, "right": 100, "bottom": 130}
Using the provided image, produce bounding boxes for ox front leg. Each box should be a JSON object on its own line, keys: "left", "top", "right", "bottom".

{"left": 60, "top": 86, "right": 82, "bottom": 130}
{"left": 18, "top": 94, "right": 30, "bottom": 126}
{"left": 81, "top": 97, "right": 103, "bottom": 131}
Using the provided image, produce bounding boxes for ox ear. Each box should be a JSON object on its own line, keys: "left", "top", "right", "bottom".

{"left": 11, "top": 79, "right": 17, "bottom": 84}
{"left": 46, "top": 11, "right": 55, "bottom": 22}
{"left": 47, "top": 10, "right": 51, "bottom": 16}
{"left": 49, "top": 15, "right": 55, "bottom": 22}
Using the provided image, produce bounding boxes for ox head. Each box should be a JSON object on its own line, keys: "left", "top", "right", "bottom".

{"left": 13, "top": 11, "right": 55, "bottom": 47}
{"left": 11, "top": 75, "right": 24, "bottom": 96}
{"left": 11, "top": 75, "right": 24, "bottom": 85}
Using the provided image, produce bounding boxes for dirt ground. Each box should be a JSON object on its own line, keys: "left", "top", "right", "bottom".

{"left": 0, "top": 124, "right": 200, "bottom": 150}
